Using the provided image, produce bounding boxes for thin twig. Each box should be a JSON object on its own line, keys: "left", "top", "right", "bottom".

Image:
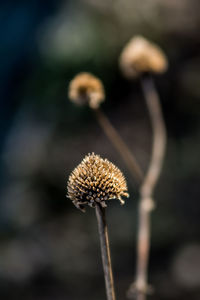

{"left": 93, "top": 107, "right": 143, "bottom": 184}
{"left": 128, "top": 75, "right": 167, "bottom": 299}
{"left": 95, "top": 204, "right": 116, "bottom": 300}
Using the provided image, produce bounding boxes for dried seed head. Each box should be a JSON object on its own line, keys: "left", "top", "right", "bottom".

{"left": 68, "top": 72, "right": 105, "bottom": 109}
{"left": 67, "top": 153, "right": 129, "bottom": 212}
{"left": 119, "top": 36, "right": 168, "bottom": 78}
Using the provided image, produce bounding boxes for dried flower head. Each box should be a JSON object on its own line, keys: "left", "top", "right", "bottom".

{"left": 119, "top": 36, "right": 168, "bottom": 78}
{"left": 67, "top": 153, "right": 129, "bottom": 212}
{"left": 68, "top": 72, "right": 105, "bottom": 109}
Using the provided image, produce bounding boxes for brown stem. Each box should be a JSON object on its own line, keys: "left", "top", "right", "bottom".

{"left": 140, "top": 76, "right": 167, "bottom": 199}
{"left": 93, "top": 107, "right": 143, "bottom": 184}
{"left": 95, "top": 204, "right": 116, "bottom": 300}
{"left": 128, "top": 75, "right": 167, "bottom": 299}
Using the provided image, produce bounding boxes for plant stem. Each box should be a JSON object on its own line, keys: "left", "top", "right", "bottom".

{"left": 95, "top": 204, "right": 116, "bottom": 300}
{"left": 93, "top": 107, "right": 143, "bottom": 184}
{"left": 128, "top": 75, "right": 167, "bottom": 299}
{"left": 140, "top": 76, "right": 167, "bottom": 200}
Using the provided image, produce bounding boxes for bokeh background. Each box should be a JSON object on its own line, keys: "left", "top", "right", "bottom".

{"left": 0, "top": 1, "right": 200, "bottom": 299}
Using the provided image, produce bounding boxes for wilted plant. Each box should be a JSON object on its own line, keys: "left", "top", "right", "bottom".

{"left": 67, "top": 35, "right": 168, "bottom": 299}
{"left": 68, "top": 72, "right": 143, "bottom": 184}
{"left": 69, "top": 72, "right": 105, "bottom": 109}
{"left": 119, "top": 35, "right": 168, "bottom": 79}
{"left": 67, "top": 153, "right": 129, "bottom": 300}
{"left": 120, "top": 35, "right": 168, "bottom": 299}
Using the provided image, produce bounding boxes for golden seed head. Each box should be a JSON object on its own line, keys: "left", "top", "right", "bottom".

{"left": 68, "top": 72, "right": 105, "bottom": 109}
{"left": 119, "top": 36, "right": 168, "bottom": 78}
{"left": 67, "top": 153, "right": 129, "bottom": 212}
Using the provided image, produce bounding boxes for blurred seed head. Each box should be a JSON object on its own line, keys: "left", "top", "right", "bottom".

{"left": 68, "top": 72, "right": 105, "bottom": 109}
{"left": 67, "top": 153, "right": 129, "bottom": 212}
{"left": 119, "top": 36, "right": 168, "bottom": 78}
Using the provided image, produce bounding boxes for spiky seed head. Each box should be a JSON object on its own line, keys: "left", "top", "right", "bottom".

{"left": 119, "top": 36, "right": 168, "bottom": 78}
{"left": 67, "top": 153, "right": 129, "bottom": 212}
{"left": 68, "top": 72, "right": 105, "bottom": 109}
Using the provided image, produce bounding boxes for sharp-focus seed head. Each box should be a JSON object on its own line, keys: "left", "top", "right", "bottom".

{"left": 119, "top": 36, "right": 168, "bottom": 78}
{"left": 68, "top": 72, "right": 105, "bottom": 109}
{"left": 67, "top": 153, "right": 129, "bottom": 212}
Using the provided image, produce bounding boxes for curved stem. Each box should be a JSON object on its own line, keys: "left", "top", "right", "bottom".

{"left": 93, "top": 107, "right": 143, "bottom": 184}
{"left": 140, "top": 76, "right": 167, "bottom": 199}
{"left": 128, "top": 75, "right": 167, "bottom": 299}
{"left": 95, "top": 204, "right": 116, "bottom": 300}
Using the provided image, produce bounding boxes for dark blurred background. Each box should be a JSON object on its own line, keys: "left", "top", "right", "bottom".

{"left": 0, "top": 0, "right": 200, "bottom": 299}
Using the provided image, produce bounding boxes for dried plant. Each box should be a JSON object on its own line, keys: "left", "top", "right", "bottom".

{"left": 69, "top": 72, "right": 105, "bottom": 109}
{"left": 68, "top": 72, "right": 143, "bottom": 183}
{"left": 67, "top": 153, "right": 129, "bottom": 300}
{"left": 119, "top": 35, "right": 168, "bottom": 78}
{"left": 120, "top": 36, "right": 168, "bottom": 299}
{"left": 67, "top": 153, "right": 129, "bottom": 212}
